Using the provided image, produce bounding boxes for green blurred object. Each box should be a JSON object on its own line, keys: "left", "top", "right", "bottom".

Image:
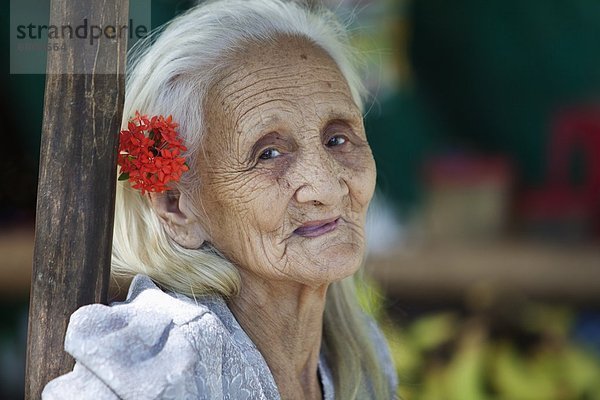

{"left": 409, "top": 0, "right": 600, "bottom": 188}
{"left": 364, "top": 89, "right": 446, "bottom": 215}
{"left": 444, "top": 324, "right": 489, "bottom": 400}
{"left": 362, "top": 272, "right": 600, "bottom": 400}
{"left": 408, "top": 312, "right": 459, "bottom": 352}
{"left": 381, "top": 309, "right": 600, "bottom": 399}
{"left": 366, "top": 0, "right": 600, "bottom": 216}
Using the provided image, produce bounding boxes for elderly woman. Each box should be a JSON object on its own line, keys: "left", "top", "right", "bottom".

{"left": 43, "top": 0, "right": 397, "bottom": 399}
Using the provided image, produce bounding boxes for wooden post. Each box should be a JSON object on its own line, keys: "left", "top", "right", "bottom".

{"left": 25, "top": 1, "right": 129, "bottom": 399}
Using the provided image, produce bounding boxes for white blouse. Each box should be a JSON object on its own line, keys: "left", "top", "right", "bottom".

{"left": 43, "top": 275, "right": 397, "bottom": 399}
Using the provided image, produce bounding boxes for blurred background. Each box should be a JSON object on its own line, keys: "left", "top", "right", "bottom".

{"left": 2, "top": 0, "right": 600, "bottom": 398}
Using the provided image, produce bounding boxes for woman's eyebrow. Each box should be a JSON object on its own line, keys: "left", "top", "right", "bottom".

{"left": 237, "top": 104, "right": 362, "bottom": 147}
{"left": 238, "top": 115, "right": 285, "bottom": 147}
{"left": 319, "top": 103, "right": 363, "bottom": 122}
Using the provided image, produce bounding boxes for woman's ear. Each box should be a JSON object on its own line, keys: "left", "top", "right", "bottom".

{"left": 149, "top": 190, "right": 208, "bottom": 249}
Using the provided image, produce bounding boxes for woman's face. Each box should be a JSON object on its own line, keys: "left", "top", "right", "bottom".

{"left": 196, "top": 36, "right": 376, "bottom": 287}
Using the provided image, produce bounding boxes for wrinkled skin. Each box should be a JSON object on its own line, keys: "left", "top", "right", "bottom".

{"left": 153, "top": 35, "right": 376, "bottom": 400}
{"left": 198, "top": 36, "right": 376, "bottom": 287}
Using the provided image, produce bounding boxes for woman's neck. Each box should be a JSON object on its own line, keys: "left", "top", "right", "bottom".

{"left": 228, "top": 269, "right": 328, "bottom": 400}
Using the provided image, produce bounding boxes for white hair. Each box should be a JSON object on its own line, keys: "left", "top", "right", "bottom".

{"left": 111, "top": 0, "right": 392, "bottom": 398}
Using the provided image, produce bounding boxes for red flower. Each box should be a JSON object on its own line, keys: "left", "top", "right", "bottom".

{"left": 118, "top": 111, "right": 189, "bottom": 195}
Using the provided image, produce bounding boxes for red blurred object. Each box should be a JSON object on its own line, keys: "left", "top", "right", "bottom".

{"left": 519, "top": 104, "right": 600, "bottom": 238}
{"left": 425, "top": 154, "right": 512, "bottom": 187}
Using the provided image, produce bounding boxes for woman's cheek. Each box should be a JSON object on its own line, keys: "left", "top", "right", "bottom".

{"left": 237, "top": 163, "right": 294, "bottom": 229}
{"left": 339, "top": 146, "right": 376, "bottom": 205}
{"left": 338, "top": 144, "right": 375, "bottom": 175}
{"left": 265, "top": 154, "right": 294, "bottom": 182}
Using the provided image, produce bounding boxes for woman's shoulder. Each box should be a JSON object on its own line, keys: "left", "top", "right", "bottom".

{"left": 62, "top": 275, "right": 226, "bottom": 355}
{"left": 43, "top": 275, "right": 229, "bottom": 399}
{"left": 67, "top": 274, "right": 217, "bottom": 328}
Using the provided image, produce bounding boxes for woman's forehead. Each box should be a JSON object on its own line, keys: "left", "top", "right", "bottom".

{"left": 206, "top": 36, "right": 358, "bottom": 135}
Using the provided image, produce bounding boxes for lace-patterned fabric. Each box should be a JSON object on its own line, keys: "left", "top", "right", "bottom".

{"left": 43, "top": 275, "right": 396, "bottom": 399}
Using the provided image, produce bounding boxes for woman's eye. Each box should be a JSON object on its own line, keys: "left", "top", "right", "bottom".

{"left": 326, "top": 135, "right": 347, "bottom": 147}
{"left": 258, "top": 148, "right": 282, "bottom": 160}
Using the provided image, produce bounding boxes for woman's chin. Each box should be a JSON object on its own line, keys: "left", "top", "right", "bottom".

{"left": 298, "top": 241, "right": 364, "bottom": 284}
{"left": 288, "top": 224, "right": 365, "bottom": 282}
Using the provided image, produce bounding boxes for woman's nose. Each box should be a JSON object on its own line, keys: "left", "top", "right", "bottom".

{"left": 293, "top": 152, "right": 349, "bottom": 206}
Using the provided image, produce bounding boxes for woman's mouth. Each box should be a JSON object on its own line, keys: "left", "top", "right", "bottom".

{"left": 294, "top": 218, "right": 340, "bottom": 238}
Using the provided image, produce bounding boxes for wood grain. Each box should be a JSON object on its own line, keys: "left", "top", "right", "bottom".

{"left": 24, "top": 1, "right": 129, "bottom": 399}
{"left": 366, "top": 240, "right": 600, "bottom": 305}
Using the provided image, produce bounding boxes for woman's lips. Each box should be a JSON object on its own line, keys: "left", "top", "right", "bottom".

{"left": 294, "top": 218, "right": 340, "bottom": 238}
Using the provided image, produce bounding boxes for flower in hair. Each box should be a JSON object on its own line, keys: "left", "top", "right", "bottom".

{"left": 118, "top": 111, "right": 189, "bottom": 195}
